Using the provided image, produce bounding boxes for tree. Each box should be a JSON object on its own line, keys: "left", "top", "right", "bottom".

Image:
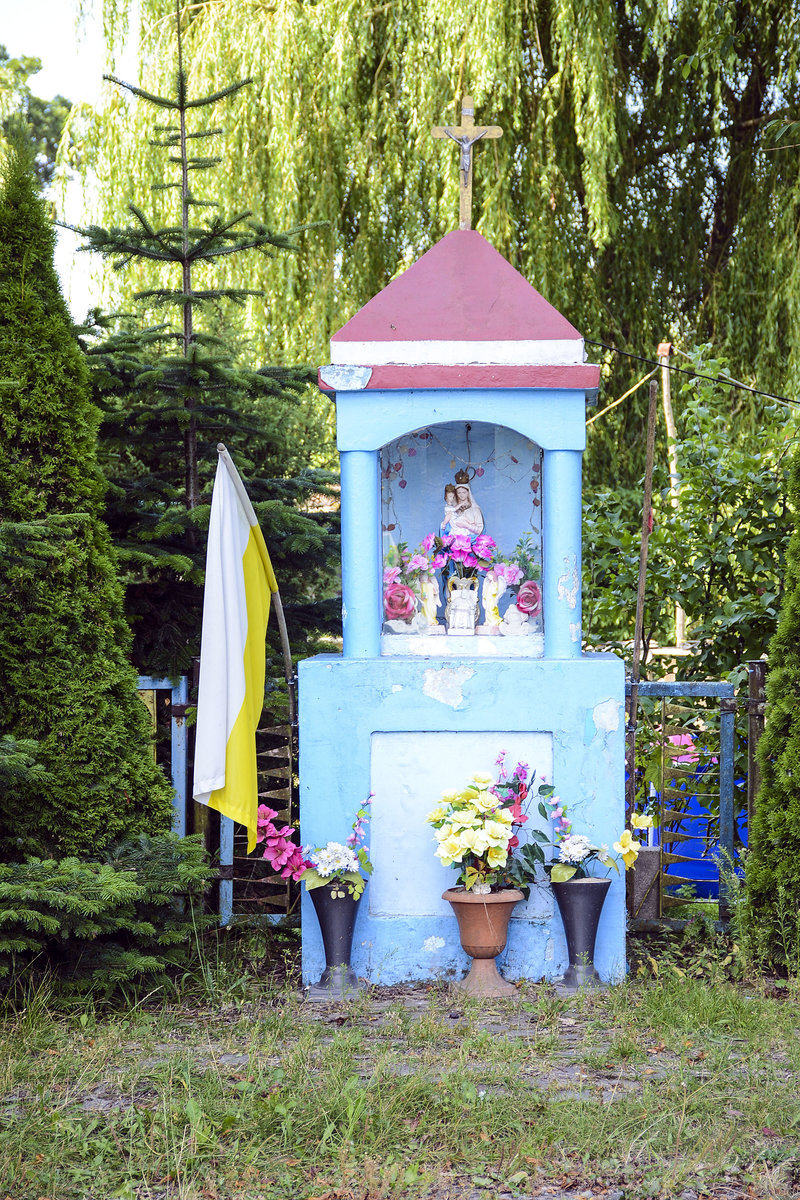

{"left": 68, "top": 3, "right": 339, "bottom": 674}
{"left": 744, "top": 444, "right": 800, "bottom": 969}
{"left": 0, "top": 45, "right": 72, "bottom": 187}
{"left": 583, "top": 354, "right": 795, "bottom": 678}
{"left": 80, "top": 0, "right": 800, "bottom": 489}
{"left": 0, "top": 137, "right": 174, "bottom": 859}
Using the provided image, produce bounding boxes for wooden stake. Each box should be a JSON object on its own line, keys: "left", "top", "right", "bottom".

{"left": 432, "top": 95, "right": 502, "bottom": 230}
{"left": 658, "top": 341, "right": 686, "bottom": 647}
{"left": 626, "top": 380, "right": 659, "bottom": 818}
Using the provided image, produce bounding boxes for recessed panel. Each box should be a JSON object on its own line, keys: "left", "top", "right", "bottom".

{"left": 369, "top": 731, "right": 553, "bottom": 917}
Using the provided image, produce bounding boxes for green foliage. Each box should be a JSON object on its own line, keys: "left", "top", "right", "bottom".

{"left": 0, "top": 138, "right": 173, "bottom": 857}
{"left": 67, "top": 4, "right": 339, "bottom": 674}
{"left": 82, "top": 0, "right": 800, "bottom": 488}
{"left": 744, "top": 446, "right": 800, "bottom": 971}
{"left": 0, "top": 44, "right": 72, "bottom": 187}
{"left": 0, "top": 833, "right": 215, "bottom": 996}
{"left": 583, "top": 353, "right": 796, "bottom": 677}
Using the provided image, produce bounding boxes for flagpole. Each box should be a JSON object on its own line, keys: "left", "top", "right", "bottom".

{"left": 216, "top": 444, "right": 297, "bottom": 728}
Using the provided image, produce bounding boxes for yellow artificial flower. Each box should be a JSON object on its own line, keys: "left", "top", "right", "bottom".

{"left": 472, "top": 772, "right": 494, "bottom": 787}
{"left": 436, "top": 834, "right": 465, "bottom": 865}
{"left": 426, "top": 805, "right": 448, "bottom": 824}
{"left": 478, "top": 819, "right": 507, "bottom": 843}
{"left": 440, "top": 790, "right": 459, "bottom": 804}
{"left": 631, "top": 812, "right": 654, "bottom": 830}
{"left": 460, "top": 827, "right": 491, "bottom": 856}
{"left": 471, "top": 790, "right": 498, "bottom": 814}
{"left": 486, "top": 844, "right": 508, "bottom": 868}
{"left": 613, "top": 828, "right": 640, "bottom": 869}
{"left": 449, "top": 810, "right": 480, "bottom": 832}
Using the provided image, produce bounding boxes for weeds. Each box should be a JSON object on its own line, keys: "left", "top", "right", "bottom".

{"left": 1, "top": 953, "right": 799, "bottom": 1200}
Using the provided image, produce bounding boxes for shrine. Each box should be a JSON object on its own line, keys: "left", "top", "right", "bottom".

{"left": 299, "top": 99, "right": 626, "bottom": 987}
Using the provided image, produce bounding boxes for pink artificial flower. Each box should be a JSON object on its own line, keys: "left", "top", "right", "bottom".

{"left": 450, "top": 534, "right": 473, "bottom": 554}
{"left": 552, "top": 807, "right": 563, "bottom": 818}
{"left": 473, "top": 535, "right": 496, "bottom": 559}
{"left": 383, "top": 566, "right": 401, "bottom": 585}
{"left": 407, "top": 553, "right": 430, "bottom": 572}
{"left": 440, "top": 534, "right": 453, "bottom": 548}
{"left": 463, "top": 553, "right": 479, "bottom": 568}
{"left": 505, "top": 564, "right": 524, "bottom": 586}
{"left": 516, "top": 580, "right": 542, "bottom": 616}
{"left": 384, "top": 583, "right": 416, "bottom": 620}
{"left": 432, "top": 553, "right": 447, "bottom": 568}
{"left": 422, "top": 532, "right": 436, "bottom": 552}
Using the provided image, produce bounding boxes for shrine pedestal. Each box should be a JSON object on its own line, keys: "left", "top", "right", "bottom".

{"left": 299, "top": 653, "right": 626, "bottom": 987}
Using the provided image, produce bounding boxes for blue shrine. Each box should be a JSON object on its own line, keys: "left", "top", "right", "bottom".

{"left": 299, "top": 229, "right": 626, "bottom": 987}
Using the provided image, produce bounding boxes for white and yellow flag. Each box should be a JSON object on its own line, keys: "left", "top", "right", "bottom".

{"left": 193, "top": 445, "right": 278, "bottom": 852}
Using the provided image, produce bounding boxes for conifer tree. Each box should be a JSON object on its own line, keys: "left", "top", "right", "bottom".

{"left": 744, "top": 448, "right": 800, "bottom": 967}
{"left": 72, "top": 2, "right": 338, "bottom": 674}
{"left": 0, "top": 136, "right": 174, "bottom": 860}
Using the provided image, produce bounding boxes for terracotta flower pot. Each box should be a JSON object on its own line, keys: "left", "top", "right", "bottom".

{"left": 442, "top": 887, "right": 523, "bottom": 997}
{"left": 551, "top": 877, "right": 611, "bottom": 990}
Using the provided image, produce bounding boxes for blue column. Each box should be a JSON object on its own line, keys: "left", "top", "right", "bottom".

{"left": 340, "top": 449, "right": 381, "bottom": 657}
{"left": 543, "top": 449, "right": 582, "bottom": 658}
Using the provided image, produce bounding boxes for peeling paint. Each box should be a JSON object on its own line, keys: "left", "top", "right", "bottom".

{"left": 422, "top": 665, "right": 474, "bottom": 707}
{"left": 391, "top": 684, "right": 403, "bottom": 693}
{"left": 341, "top": 602, "right": 348, "bottom": 623}
{"left": 422, "top": 936, "right": 445, "bottom": 952}
{"left": 593, "top": 698, "right": 621, "bottom": 733}
{"left": 544, "top": 936, "right": 555, "bottom": 962}
{"left": 319, "top": 364, "right": 373, "bottom": 390}
{"left": 557, "top": 554, "right": 579, "bottom": 609}
{"left": 569, "top": 622, "right": 581, "bottom": 643}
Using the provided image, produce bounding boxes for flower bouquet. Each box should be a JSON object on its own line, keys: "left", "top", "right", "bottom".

{"left": 383, "top": 542, "right": 438, "bottom": 626}
{"left": 426, "top": 753, "right": 547, "bottom": 894}
{"left": 421, "top": 530, "right": 497, "bottom": 578}
{"left": 300, "top": 796, "right": 373, "bottom": 899}
{"left": 507, "top": 790, "right": 651, "bottom": 884}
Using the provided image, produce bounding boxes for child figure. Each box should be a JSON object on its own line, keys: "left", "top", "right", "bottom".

{"left": 441, "top": 484, "right": 458, "bottom": 535}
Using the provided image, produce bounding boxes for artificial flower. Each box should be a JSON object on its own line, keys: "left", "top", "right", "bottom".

{"left": 383, "top": 582, "right": 416, "bottom": 620}
{"left": 516, "top": 579, "right": 542, "bottom": 616}
{"left": 613, "top": 828, "right": 641, "bottom": 868}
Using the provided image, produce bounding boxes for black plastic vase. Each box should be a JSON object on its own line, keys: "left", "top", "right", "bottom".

{"left": 551, "top": 877, "right": 611, "bottom": 990}
{"left": 308, "top": 883, "right": 362, "bottom": 1000}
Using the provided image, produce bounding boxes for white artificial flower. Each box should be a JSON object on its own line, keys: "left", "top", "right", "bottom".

{"left": 311, "top": 841, "right": 359, "bottom": 876}
{"left": 558, "top": 834, "right": 592, "bottom": 864}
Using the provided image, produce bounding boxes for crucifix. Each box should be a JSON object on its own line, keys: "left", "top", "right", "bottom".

{"left": 432, "top": 94, "right": 503, "bottom": 231}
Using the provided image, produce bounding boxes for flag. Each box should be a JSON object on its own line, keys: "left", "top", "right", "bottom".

{"left": 193, "top": 446, "right": 278, "bottom": 852}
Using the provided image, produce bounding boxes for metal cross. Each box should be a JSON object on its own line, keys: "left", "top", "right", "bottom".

{"left": 432, "top": 94, "right": 503, "bottom": 230}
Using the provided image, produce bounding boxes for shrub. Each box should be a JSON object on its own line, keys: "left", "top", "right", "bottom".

{"left": 0, "top": 833, "right": 215, "bottom": 997}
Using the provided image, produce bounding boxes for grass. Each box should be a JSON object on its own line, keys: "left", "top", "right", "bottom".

{"left": 1, "top": 939, "right": 800, "bottom": 1200}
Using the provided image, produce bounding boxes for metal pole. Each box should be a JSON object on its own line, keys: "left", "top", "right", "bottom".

{"left": 718, "top": 698, "right": 736, "bottom": 922}
{"left": 746, "top": 659, "right": 766, "bottom": 828}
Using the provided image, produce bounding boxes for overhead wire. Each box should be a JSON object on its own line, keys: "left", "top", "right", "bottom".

{"left": 584, "top": 338, "right": 798, "bottom": 409}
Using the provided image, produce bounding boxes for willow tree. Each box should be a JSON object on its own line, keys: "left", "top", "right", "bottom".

{"left": 75, "top": 0, "right": 800, "bottom": 486}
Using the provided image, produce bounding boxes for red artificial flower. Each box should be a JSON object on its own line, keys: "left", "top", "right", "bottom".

{"left": 384, "top": 583, "right": 416, "bottom": 620}
{"left": 516, "top": 580, "right": 542, "bottom": 616}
